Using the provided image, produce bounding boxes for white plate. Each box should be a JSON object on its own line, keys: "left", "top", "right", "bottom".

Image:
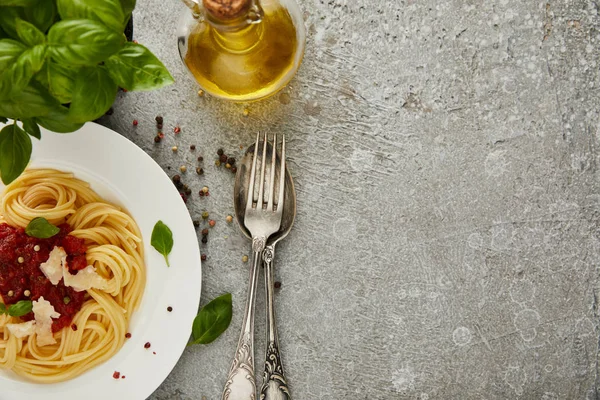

{"left": 0, "top": 122, "right": 201, "bottom": 400}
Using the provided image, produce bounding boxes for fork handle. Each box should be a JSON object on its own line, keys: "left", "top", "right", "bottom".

{"left": 222, "top": 245, "right": 262, "bottom": 400}
{"left": 260, "top": 245, "right": 290, "bottom": 400}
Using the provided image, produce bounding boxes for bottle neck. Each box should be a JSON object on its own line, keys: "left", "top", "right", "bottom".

{"left": 205, "top": 0, "right": 264, "bottom": 53}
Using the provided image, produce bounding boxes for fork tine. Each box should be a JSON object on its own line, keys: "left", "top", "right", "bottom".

{"left": 246, "top": 131, "right": 260, "bottom": 211}
{"left": 256, "top": 131, "right": 268, "bottom": 207}
{"left": 277, "top": 134, "right": 286, "bottom": 210}
{"left": 267, "top": 132, "right": 277, "bottom": 211}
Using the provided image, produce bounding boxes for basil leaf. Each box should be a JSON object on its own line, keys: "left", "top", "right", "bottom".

{"left": 0, "top": 7, "right": 25, "bottom": 39}
{"left": 16, "top": 18, "right": 45, "bottom": 47}
{"left": 68, "top": 66, "right": 117, "bottom": 123}
{"left": 0, "top": 0, "right": 39, "bottom": 6}
{"left": 47, "top": 61, "right": 78, "bottom": 103}
{"left": 7, "top": 300, "right": 33, "bottom": 317}
{"left": 151, "top": 220, "right": 173, "bottom": 267}
{"left": 0, "top": 81, "right": 57, "bottom": 119}
{"left": 120, "top": 0, "right": 136, "bottom": 18}
{"left": 105, "top": 43, "right": 174, "bottom": 91}
{"left": 0, "top": 44, "right": 47, "bottom": 99}
{"left": 57, "top": 0, "right": 124, "bottom": 32}
{"left": 23, "top": 0, "right": 57, "bottom": 33}
{"left": 0, "top": 39, "right": 26, "bottom": 70}
{"left": 26, "top": 217, "right": 60, "bottom": 238}
{"left": 22, "top": 118, "right": 41, "bottom": 139}
{"left": 191, "top": 293, "right": 233, "bottom": 345}
{"left": 48, "top": 19, "right": 125, "bottom": 66}
{"left": 0, "top": 123, "right": 32, "bottom": 185}
{"left": 36, "top": 106, "right": 83, "bottom": 133}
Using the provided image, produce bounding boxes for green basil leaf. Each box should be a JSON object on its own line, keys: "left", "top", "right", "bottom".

{"left": 25, "top": 217, "right": 60, "bottom": 238}
{"left": 0, "top": 123, "right": 32, "bottom": 184}
{"left": 36, "top": 106, "right": 84, "bottom": 133}
{"left": 0, "top": 39, "right": 26, "bottom": 70}
{"left": 33, "top": 60, "right": 49, "bottom": 87}
{"left": 0, "top": 303, "right": 6, "bottom": 314}
{"left": 48, "top": 19, "right": 125, "bottom": 65}
{"left": 120, "top": 0, "right": 136, "bottom": 18}
{"left": 16, "top": 18, "right": 45, "bottom": 47}
{"left": 68, "top": 66, "right": 117, "bottom": 123}
{"left": 105, "top": 43, "right": 174, "bottom": 91}
{"left": 0, "top": 7, "right": 25, "bottom": 39}
{"left": 57, "top": 0, "right": 124, "bottom": 32}
{"left": 23, "top": 0, "right": 57, "bottom": 33}
{"left": 151, "top": 220, "right": 173, "bottom": 267}
{"left": 47, "top": 61, "right": 78, "bottom": 103}
{"left": 191, "top": 293, "right": 233, "bottom": 345}
{"left": 0, "top": 44, "right": 47, "bottom": 99}
{"left": 22, "top": 118, "right": 41, "bottom": 139}
{"left": 7, "top": 300, "right": 33, "bottom": 317}
{"left": 0, "top": 0, "right": 39, "bottom": 6}
{"left": 0, "top": 82, "right": 58, "bottom": 119}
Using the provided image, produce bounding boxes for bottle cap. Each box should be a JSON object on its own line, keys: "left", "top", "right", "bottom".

{"left": 203, "top": 0, "right": 251, "bottom": 20}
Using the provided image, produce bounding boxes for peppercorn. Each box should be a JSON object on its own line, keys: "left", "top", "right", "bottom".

{"left": 226, "top": 215, "right": 233, "bottom": 223}
{"left": 217, "top": 148, "right": 224, "bottom": 156}
{"left": 202, "top": 211, "right": 209, "bottom": 219}
{"left": 167, "top": 306, "right": 173, "bottom": 312}
{"left": 174, "top": 126, "right": 181, "bottom": 134}
{"left": 155, "top": 116, "right": 163, "bottom": 124}
{"left": 231, "top": 167, "right": 237, "bottom": 174}
{"left": 242, "top": 255, "right": 248, "bottom": 263}
{"left": 197, "top": 156, "right": 204, "bottom": 162}
{"left": 201, "top": 228, "right": 209, "bottom": 236}
{"left": 198, "top": 89, "right": 204, "bottom": 97}
{"left": 157, "top": 123, "right": 163, "bottom": 130}
{"left": 133, "top": 119, "right": 138, "bottom": 126}
{"left": 144, "top": 342, "right": 151, "bottom": 349}
{"left": 185, "top": 188, "right": 192, "bottom": 196}
{"left": 193, "top": 220, "right": 200, "bottom": 228}
{"left": 190, "top": 145, "right": 196, "bottom": 150}
{"left": 225, "top": 163, "right": 231, "bottom": 169}
{"left": 125, "top": 333, "right": 132, "bottom": 339}
{"left": 180, "top": 165, "right": 187, "bottom": 173}
{"left": 215, "top": 160, "right": 221, "bottom": 167}
{"left": 201, "top": 186, "right": 209, "bottom": 194}
{"left": 172, "top": 175, "right": 181, "bottom": 184}
{"left": 209, "top": 220, "right": 216, "bottom": 227}
{"left": 274, "top": 281, "right": 282, "bottom": 289}
{"left": 201, "top": 254, "right": 207, "bottom": 261}
{"left": 182, "top": 184, "right": 189, "bottom": 191}
{"left": 154, "top": 135, "right": 161, "bottom": 143}
{"left": 196, "top": 167, "right": 204, "bottom": 175}
{"left": 199, "top": 190, "right": 205, "bottom": 197}
{"left": 227, "top": 157, "right": 235, "bottom": 165}
{"left": 201, "top": 236, "right": 208, "bottom": 244}
{"left": 219, "top": 154, "right": 228, "bottom": 163}
{"left": 172, "top": 146, "right": 178, "bottom": 152}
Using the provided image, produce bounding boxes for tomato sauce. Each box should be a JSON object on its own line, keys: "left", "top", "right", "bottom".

{"left": 0, "top": 223, "right": 88, "bottom": 332}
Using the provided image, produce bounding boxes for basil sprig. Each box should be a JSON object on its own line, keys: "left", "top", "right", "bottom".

{"left": 190, "top": 293, "right": 233, "bottom": 345}
{"left": 25, "top": 217, "right": 60, "bottom": 238}
{"left": 151, "top": 220, "right": 173, "bottom": 267}
{"left": 0, "top": 300, "right": 33, "bottom": 317}
{"left": 0, "top": 0, "right": 173, "bottom": 185}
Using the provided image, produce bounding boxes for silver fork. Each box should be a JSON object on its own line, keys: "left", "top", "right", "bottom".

{"left": 222, "top": 132, "right": 284, "bottom": 400}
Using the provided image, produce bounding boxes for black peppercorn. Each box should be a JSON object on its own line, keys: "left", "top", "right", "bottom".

{"left": 172, "top": 175, "right": 181, "bottom": 184}
{"left": 154, "top": 135, "right": 161, "bottom": 143}
{"left": 274, "top": 281, "right": 281, "bottom": 289}
{"left": 201, "top": 236, "right": 208, "bottom": 244}
{"left": 155, "top": 116, "right": 163, "bottom": 124}
{"left": 217, "top": 148, "right": 224, "bottom": 156}
{"left": 196, "top": 167, "right": 204, "bottom": 175}
{"left": 219, "top": 154, "right": 228, "bottom": 163}
{"left": 227, "top": 157, "right": 235, "bottom": 165}
{"left": 157, "top": 123, "right": 163, "bottom": 130}
{"left": 201, "top": 254, "right": 207, "bottom": 261}
{"left": 190, "top": 145, "right": 196, "bottom": 150}
{"left": 193, "top": 220, "right": 200, "bottom": 228}
{"left": 197, "top": 156, "right": 204, "bottom": 162}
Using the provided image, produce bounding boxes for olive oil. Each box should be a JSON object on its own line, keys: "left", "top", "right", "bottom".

{"left": 179, "top": 0, "right": 305, "bottom": 102}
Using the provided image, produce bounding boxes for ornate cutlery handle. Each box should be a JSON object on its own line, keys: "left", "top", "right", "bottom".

{"left": 222, "top": 242, "right": 264, "bottom": 400}
{"left": 260, "top": 245, "right": 290, "bottom": 400}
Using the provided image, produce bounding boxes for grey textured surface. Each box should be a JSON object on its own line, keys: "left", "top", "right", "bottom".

{"left": 97, "top": 0, "right": 600, "bottom": 399}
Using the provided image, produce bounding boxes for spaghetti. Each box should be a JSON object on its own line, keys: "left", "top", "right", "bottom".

{"left": 0, "top": 169, "right": 145, "bottom": 383}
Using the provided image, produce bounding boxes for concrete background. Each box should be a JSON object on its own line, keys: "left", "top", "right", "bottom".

{"left": 98, "top": 0, "right": 600, "bottom": 398}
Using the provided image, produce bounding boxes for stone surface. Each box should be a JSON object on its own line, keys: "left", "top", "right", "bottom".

{"left": 98, "top": 0, "right": 600, "bottom": 398}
